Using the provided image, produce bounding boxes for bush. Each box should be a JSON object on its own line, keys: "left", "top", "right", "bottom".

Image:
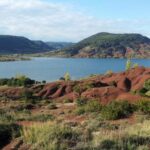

{"left": 105, "top": 70, "right": 113, "bottom": 76}
{"left": 144, "top": 79, "right": 150, "bottom": 91}
{"left": 75, "top": 107, "right": 86, "bottom": 115}
{"left": 136, "top": 99, "right": 150, "bottom": 114}
{"left": 85, "top": 100, "right": 102, "bottom": 112}
{"left": 139, "top": 88, "right": 147, "bottom": 96}
{"left": 42, "top": 80, "right": 46, "bottom": 84}
{"left": 64, "top": 72, "right": 71, "bottom": 81}
{"left": 75, "top": 100, "right": 101, "bottom": 115}
{"left": 76, "top": 98, "right": 87, "bottom": 106}
{"left": 101, "top": 101, "right": 135, "bottom": 120}
{"left": 21, "top": 123, "right": 79, "bottom": 149}
{"left": 139, "top": 80, "right": 150, "bottom": 97}
{"left": 0, "top": 76, "right": 35, "bottom": 87}
{"left": 0, "top": 110, "right": 15, "bottom": 123}
{"left": 0, "top": 78, "right": 9, "bottom": 86}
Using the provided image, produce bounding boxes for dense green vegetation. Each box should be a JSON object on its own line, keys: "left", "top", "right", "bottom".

{"left": 101, "top": 101, "right": 135, "bottom": 120}
{"left": 0, "top": 35, "right": 53, "bottom": 54}
{"left": 139, "top": 79, "right": 150, "bottom": 97}
{"left": 137, "top": 99, "right": 150, "bottom": 114}
{"left": 0, "top": 94, "right": 149, "bottom": 149}
{"left": 75, "top": 98, "right": 150, "bottom": 119}
{"left": 0, "top": 75, "right": 36, "bottom": 87}
{"left": 21, "top": 123, "right": 79, "bottom": 150}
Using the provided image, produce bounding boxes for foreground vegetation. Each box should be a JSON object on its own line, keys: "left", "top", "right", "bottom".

{"left": 0, "top": 96, "right": 149, "bottom": 149}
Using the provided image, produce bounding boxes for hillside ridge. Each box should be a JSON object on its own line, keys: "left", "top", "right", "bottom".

{"left": 49, "top": 32, "right": 150, "bottom": 58}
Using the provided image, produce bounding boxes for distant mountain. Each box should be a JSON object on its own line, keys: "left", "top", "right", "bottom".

{"left": 50, "top": 33, "right": 150, "bottom": 58}
{"left": 0, "top": 35, "right": 53, "bottom": 54}
{"left": 46, "top": 42, "right": 74, "bottom": 50}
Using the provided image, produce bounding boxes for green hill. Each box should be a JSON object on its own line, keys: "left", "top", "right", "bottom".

{"left": 50, "top": 33, "right": 150, "bottom": 58}
{"left": 0, "top": 35, "right": 53, "bottom": 54}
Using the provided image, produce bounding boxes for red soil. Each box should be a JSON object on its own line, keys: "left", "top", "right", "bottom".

{"left": 0, "top": 67, "right": 149, "bottom": 104}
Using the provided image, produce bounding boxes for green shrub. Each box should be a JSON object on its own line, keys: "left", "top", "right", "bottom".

{"left": 144, "top": 79, "right": 150, "bottom": 91}
{"left": 136, "top": 99, "right": 150, "bottom": 114}
{"left": 0, "top": 112, "right": 15, "bottom": 123}
{"left": 21, "top": 123, "right": 79, "bottom": 149}
{"left": 75, "top": 107, "right": 86, "bottom": 115}
{"left": 0, "top": 76, "right": 35, "bottom": 87}
{"left": 0, "top": 78, "right": 9, "bottom": 86}
{"left": 105, "top": 70, "right": 113, "bottom": 76}
{"left": 139, "top": 88, "right": 147, "bottom": 96}
{"left": 64, "top": 72, "right": 71, "bottom": 81}
{"left": 101, "top": 101, "right": 135, "bottom": 120}
{"left": 85, "top": 100, "right": 102, "bottom": 112}
{"left": 133, "top": 63, "right": 139, "bottom": 68}
{"left": 76, "top": 98, "right": 87, "bottom": 106}
{"left": 75, "top": 100, "right": 101, "bottom": 115}
{"left": 42, "top": 80, "right": 46, "bottom": 84}
{"left": 139, "top": 80, "right": 150, "bottom": 97}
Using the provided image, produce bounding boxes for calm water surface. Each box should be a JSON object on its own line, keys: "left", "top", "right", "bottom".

{"left": 0, "top": 57, "right": 149, "bottom": 81}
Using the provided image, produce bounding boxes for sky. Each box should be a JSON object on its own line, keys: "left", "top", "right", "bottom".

{"left": 0, "top": 0, "right": 150, "bottom": 42}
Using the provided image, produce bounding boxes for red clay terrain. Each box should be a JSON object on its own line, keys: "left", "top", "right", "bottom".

{"left": 0, "top": 67, "right": 150, "bottom": 150}
{"left": 0, "top": 66, "right": 149, "bottom": 104}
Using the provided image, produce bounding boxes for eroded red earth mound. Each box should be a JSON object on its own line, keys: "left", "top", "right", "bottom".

{"left": 0, "top": 67, "right": 149, "bottom": 104}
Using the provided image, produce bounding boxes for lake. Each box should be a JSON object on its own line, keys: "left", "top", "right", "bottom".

{"left": 0, "top": 57, "right": 149, "bottom": 81}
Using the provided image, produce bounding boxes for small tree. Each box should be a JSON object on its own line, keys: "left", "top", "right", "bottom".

{"left": 64, "top": 72, "right": 71, "bottom": 81}
{"left": 126, "top": 59, "right": 132, "bottom": 71}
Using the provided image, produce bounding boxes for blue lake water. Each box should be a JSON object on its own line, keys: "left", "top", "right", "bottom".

{"left": 0, "top": 57, "right": 149, "bottom": 81}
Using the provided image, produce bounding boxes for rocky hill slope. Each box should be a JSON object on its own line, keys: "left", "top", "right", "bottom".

{"left": 0, "top": 66, "right": 149, "bottom": 150}
{"left": 0, "top": 66, "right": 149, "bottom": 104}
{"left": 49, "top": 33, "right": 150, "bottom": 58}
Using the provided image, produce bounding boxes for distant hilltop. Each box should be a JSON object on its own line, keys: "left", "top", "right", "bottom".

{"left": 0, "top": 33, "right": 150, "bottom": 58}
{"left": 49, "top": 32, "right": 150, "bottom": 58}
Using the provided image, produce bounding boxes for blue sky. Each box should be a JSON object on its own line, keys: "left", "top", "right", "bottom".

{"left": 0, "top": 0, "right": 149, "bottom": 42}
{"left": 49, "top": 0, "right": 150, "bottom": 19}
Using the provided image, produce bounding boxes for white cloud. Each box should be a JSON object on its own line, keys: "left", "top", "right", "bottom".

{"left": 0, "top": 0, "right": 149, "bottom": 42}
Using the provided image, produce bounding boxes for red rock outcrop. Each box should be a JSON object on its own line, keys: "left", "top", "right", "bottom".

{"left": 0, "top": 67, "right": 149, "bottom": 103}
